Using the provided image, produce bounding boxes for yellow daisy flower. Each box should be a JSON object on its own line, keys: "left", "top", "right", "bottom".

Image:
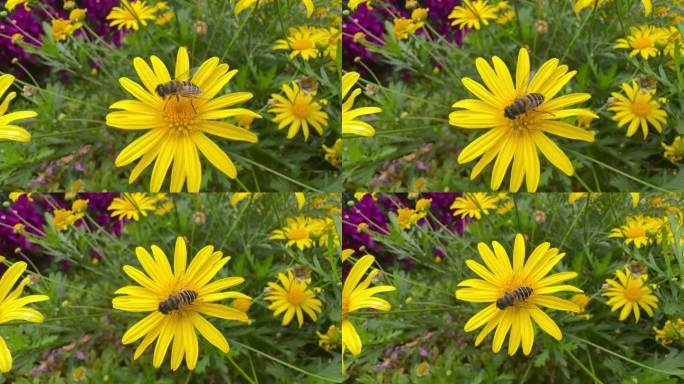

{"left": 642, "top": 0, "right": 653, "bottom": 15}
{"left": 653, "top": 318, "right": 684, "bottom": 346}
{"left": 112, "top": 236, "right": 251, "bottom": 370}
{"left": 342, "top": 254, "right": 396, "bottom": 356}
{"left": 0, "top": 261, "right": 50, "bottom": 373}
{"left": 456, "top": 234, "right": 582, "bottom": 355}
{"left": 108, "top": 193, "right": 158, "bottom": 221}
{"left": 106, "top": 0, "right": 158, "bottom": 31}
{"left": 450, "top": 48, "right": 596, "bottom": 192}
{"left": 0, "top": 74, "right": 37, "bottom": 142}
{"left": 53, "top": 209, "right": 80, "bottom": 231}
{"left": 264, "top": 271, "right": 323, "bottom": 327}
{"left": 271, "top": 216, "right": 315, "bottom": 250}
{"left": 342, "top": 72, "right": 382, "bottom": 137}
{"left": 608, "top": 81, "right": 668, "bottom": 138}
{"left": 448, "top": 0, "right": 498, "bottom": 30}
{"left": 662, "top": 136, "right": 684, "bottom": 163}
{"left": 602, "top": 267, "right": 658, "bottom": 322}
{"left": 229, "top": 192, "right": 263, "bottom": 207}
{"left": 273, "top": 26, "right": 325, "bottom": 61}
{"left": 106, "top": 47, "right": 260, "bottom": 192}
{"left": 268, "top": 82, "right": 328, "bottom": 141}
{"left": 451, "top": 192, "right": 498, "bottom": 219}
{"left": 348, "top": 0, "right": 372, "bottom": 10}
{"left": 322, "top": 138, "right": 342, "bottom": 166}
{"left": 614, "top": 25, "right": 668, "bottom": 60}
{"left": 608, "top": 214, "right": 659, "bottom": 248}
{"left": 317, "top": 325, "right": 340, "bottom": 351}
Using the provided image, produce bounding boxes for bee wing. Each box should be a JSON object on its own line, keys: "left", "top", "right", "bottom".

{"left": 173, "top": 66, "right": 201, "bottom": 82}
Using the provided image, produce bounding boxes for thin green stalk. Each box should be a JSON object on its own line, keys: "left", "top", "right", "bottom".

{"left": 227, "top": 355, "right": 257, "bottom": 384}
{"left": 231, "top": 340, "right": 343, "bottom": 383}
{"left": 564, "top": 349, "right": 604, "bottom": 384}
{"left": 569, "top": 334, "right": 683, "bottom": 376}
{"left": 230, "top": 153, "right": 323, "bottom": 192}
{"left": 570, "top": 150, "right": 672, "bottom": 192}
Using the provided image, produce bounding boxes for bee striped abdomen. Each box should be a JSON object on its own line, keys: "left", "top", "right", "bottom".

{"left": 504, "top": 93, "right": 545, "bottom": 119}
{"left": 158, "top": 290, "right": 198, "bottom": 314}
{"left": 495, "top": 287, "right": 533, "bottom": 310}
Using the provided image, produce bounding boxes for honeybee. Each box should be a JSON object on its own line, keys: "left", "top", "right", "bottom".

{"left": 295, "top": 76, "right": 319, "bottom": 95}
{"left": 504, "top": 93, "right": 545, "bottom": 119}
{"left": 496, "top": 287, "right": 533, "bottom": 310}
{"left": 292, "top": 264, "right": 311, "bottom": 282}
{"left": 158, "top": 290, "right": 198, "bottom": 314}
{"left": 155, "top": 79, "right": 203, "bottom": 113}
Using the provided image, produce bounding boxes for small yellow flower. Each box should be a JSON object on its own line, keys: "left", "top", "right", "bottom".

{"left": 608, "top": 81, "right": 668, "bottom": 138}
{"left": 317, "top": 325, "right": 340, "bottom": 351}
{"left": 609, "top": 215, "right": 659, "bottom": 248}
{"left": 264, "top": 271, "right": 323, "bottom": 327}
{"left": 653, "top": 318, "right": 684, "bottom": 346}
{"left": 108, "top": 193, "right": 157, "bottom": 221}
{"left": 451, "top": 193, "right": 498, "bottom": 219}
{"left": 8, "top": 192, "right": 31, "bottom": 202}
{"left": 69, "top": 8, "right": 87, "bottom": 22}
{"left": 231, "top": 297, "right": 253, "bottom": 313}
{"left": 271, "top": 216, "right": 314, "bottom": 250}
{"left": 393, "top": 17, "right": 423, "bottom": 40}
{"left": 155, "top": 11, "right": 174, "bottom": 25}
{"left": 13, "top": 223, "right": 25, "bottom": 234}
{"left": 273, "top": 26, "right": 325, "bottom": 61}
{"left": 662, "top": 136, "right": 684, "bottom": 163}
{"left": 72, "top": 366, "right": 86, "bottom": 381}
{"left": 570, "top": 293, "right": 591, "bottom": 319}
{"left": 603, "top": 267, "right": 658, "bottom": 322}
{"left": 396, "top": 207, "right": 425, "bottom": 230}
{"left": 106, "top": 0, "right": 158, "bottom": 31}
{"left": 614, "top": 25, "right": 668, "bottom": 60}
{"left": 53, "top": 209, "right": 79, "bottom": 231}
{"left": 415, "top": 198, "right": 432, "bottom": 212}
{"left": 322, "top": 138, "right": 342, "bottom": 166}
{"left": 10, "top": 33, "right": 23, "bottom": 44}
{"left": 269, "top": 82, "right": 328, "bottom": 141}
{"left": 449, "top": 0, "right": 498, "bottom": 30}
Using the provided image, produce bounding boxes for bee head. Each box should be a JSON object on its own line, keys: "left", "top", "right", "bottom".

{"left": 504, "top": 106, "right": 516, "bottom": 119}
{"left": 154, "top": 83, "right": 165, "bottom": 97}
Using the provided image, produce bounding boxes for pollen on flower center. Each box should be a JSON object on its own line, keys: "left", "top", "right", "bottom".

{"left": 291, "top": 100, "right": 312, "bottom": 118}
{"left": 288, "top": 227, "right": 309, "bottom": 240}
{"left": 625, "top": 226, "right": 645, "bottom": 238}
{"left": 623, "top": 282, "right": 643, "bottom": 301}
{"left": 631, "top": 36, "right": 652, "bottom": 49}
{"left": 286, "top": 286, "right": 306, "bottom": 305}
{"left": 164, "top": 100, "right": 197, "bottom": 132}
{"left": 630, "top": 98, "right": 651, "bottom": 117}
{"left": 291, "top": 38, "right": 313, "bottom": 50}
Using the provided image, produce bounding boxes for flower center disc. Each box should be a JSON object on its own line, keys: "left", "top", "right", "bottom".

{"left": 164, "top": 98, "right": 197, "bottom": 132}
{"left": 289, "top": 227, "right": 308, "bottom": 240}
{"left": 291, "top": 100, "right": 312, "bottom": 119}
{"left": 625, "top": 226, "right": 645, "bottom": 238}
{"left": 292, "top": 38, "right": 313, "bottom": 50}
{"left": 287, "top": 285, "right": 306, "bottom": 305}
{"left": 630, "top": 97, "right": 651, "bottom": 117}
{"left": 632, "top": 36, "right": 652, "bottom": 49}
{"left": 623, "top": 282, "right": 643, "bottom": 301}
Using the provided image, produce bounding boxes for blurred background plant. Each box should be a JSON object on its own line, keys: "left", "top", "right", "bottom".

{"left": 0, "top": 192, "right": 342, "bottom": 383}
{"left": 0, "top": 0, "right": 341, "bottom": 191}
{"left": 343, "top": 0, "right": 684, "bottom": 192}
{"left": 342, "top": 192, "right": 684, "bottom": 382}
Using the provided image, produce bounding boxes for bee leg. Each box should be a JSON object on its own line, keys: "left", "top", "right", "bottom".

{"left": 190, "top": 100, "right": 197, "bottom": 114}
